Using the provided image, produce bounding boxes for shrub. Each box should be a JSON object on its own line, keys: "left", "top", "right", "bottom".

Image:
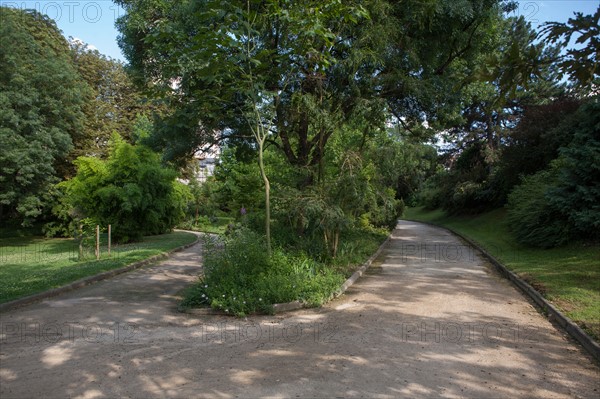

{"left": 547, "top": 100, "right": 600, "bottom": 240}
{"left": 507, "top": 166, "right": 571, "bottom": 248}
{"left": 418, "top": 170, "right": 453, "bottom": 210}
{"left": 507, "top": 98, "right": 600, "bottom": 247}
{"left": 57, "top": 134, "right": 190, "bottom": 242}
{"left": 180, "top": 228, "right": 344, "bottom": 316}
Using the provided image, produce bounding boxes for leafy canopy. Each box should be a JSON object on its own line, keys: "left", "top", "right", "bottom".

{"left": 0, "top": 7, "right": 86, "bottom": 224}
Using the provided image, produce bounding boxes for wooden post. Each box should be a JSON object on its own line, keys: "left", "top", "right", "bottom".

{"left": 108, "top": 224, "right": 111, "bottom": 257}
{"left": 95, "top": 225, "right": 100, "bottom": 260}
{"left": 78, "top": 223, "right": 84, "bottom": 261}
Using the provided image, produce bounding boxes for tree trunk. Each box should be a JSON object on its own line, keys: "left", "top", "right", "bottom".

{"left": 258, "top": 139, "right": 272, "bottom": 256}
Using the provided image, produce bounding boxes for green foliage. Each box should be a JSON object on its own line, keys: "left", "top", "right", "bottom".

{"left": 427, "top": 13, "right": 565, "bottom": 215}
{"left": 547, "top": 100, "right": 600, "bottom": 239}
{"left": 507, "top": 98, "right": 600, "bottom": 247}
{"left": 60, "top": 134, "right": 189, "bottom": 242}
{"left": 507, "top": 166, "right": 569, "bottom": 248}
{"left": 181, "top": 229, "right": 344, "bottom": 316}
{"left": 496, "top": 97, "right": 582, "bottom": 202}
{"left": 66, "top": 40, "right": 161, "bottom": 168}
{"left": 178, "top": 216, "right": 233, "bottom": 235}
{"left": 213, "top": 148, "right": 264, "bottom": 213}
{"left": 367, "top": 134, "right": 438, "bottom": 205}
{"left": 541, "top": 6, "right": 599, "bottom": 89}
{"left": 0, "top": 7, "right": 86, "bottom": 225}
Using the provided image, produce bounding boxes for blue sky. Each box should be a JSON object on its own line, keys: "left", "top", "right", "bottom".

{"left": 1, "top": 0, "right": 598, "bottom": 62}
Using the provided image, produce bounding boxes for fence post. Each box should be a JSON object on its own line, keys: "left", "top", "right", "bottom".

{"left": 78, "top": 223, "right": 84, "bottom": 261}
{"left": 95, "top": 225, "right": 100, "bottom": 260}
{"left": 108, "top": 224, "right": 111, "bottom": 257}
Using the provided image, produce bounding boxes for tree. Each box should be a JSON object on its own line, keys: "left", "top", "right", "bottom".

{"left": 444, "top": 16, "right": 562, "bottom": 156}
{"left": 116, "top": 1, "right": 374, "bottom": 180}
{"left": 116, "top": 0, "right": 378, "bottom": 252}
{"left": 64, "top": 39, "right": 161, "bottom": 172}
{"left": 377, "top": 1, "right": 518, "bottom": 136}
{"left": 418, "top": 15, "right": 565, "bottom": 213}
{"left": 0, "top": 7, "right": 86, "bottom": 225}
{"left": 541, "top": 6, "right": 599, "bottom": 89}
{"left": 497, "top": 96, "right": 581, "bottom": 199}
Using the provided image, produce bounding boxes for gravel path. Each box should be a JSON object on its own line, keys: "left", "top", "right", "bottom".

{"left": 1, "top": 222, "right": 598, "bottom": 398}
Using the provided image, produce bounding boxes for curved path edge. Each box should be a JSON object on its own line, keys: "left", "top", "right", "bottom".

{"left": 271, "top": 233, "right": 393, "bottom": 313}
{"left": 404, "top": 218, "right": 600, "bottom": 362}
{"left": 0, "top": 230, "right": 201, "bottom": 313}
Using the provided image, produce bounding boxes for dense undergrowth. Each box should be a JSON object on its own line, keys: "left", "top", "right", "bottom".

{"left": 180, "top": 226, "right": 388, "bottom": 316}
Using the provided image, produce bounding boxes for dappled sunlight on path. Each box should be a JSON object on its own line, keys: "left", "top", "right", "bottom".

{"left": 1, "top": 224, "right": 598, "bottom": 398}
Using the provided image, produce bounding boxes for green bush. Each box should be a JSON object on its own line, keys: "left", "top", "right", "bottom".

{"left": 547, "top": 100, "right": 600, "bottom": 240}
{"left": 507, "top": 98, "right": 600, "bottom": 248}
{"left": 507, "top": 166, "right": 571, "bottom": 248}
{"left": 181, "top": 228, "right": 344, "bottom": 316}
{"left": 57, "top": 134, "right": 190, "bottom": 242}
{"left": 418, "top": 170, "right": 453, "bottom": 210}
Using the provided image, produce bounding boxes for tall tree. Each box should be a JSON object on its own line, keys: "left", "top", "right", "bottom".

{"left": 116, "top": 0, "right": 377, "bottom": 183}
{"left": 116, "top": 0, "right": 377, "bottom": 251}
{"left": 116, "top": 0, "right": 509, "bottom": 170}
{"left": 541, "top": 5, "right": 599, "bottom": 90}
{"left": 0, "top": 8, "right": 86, "bottom": 224}
{"left": 65, "top": 39, "right": 160, "bottom": 172}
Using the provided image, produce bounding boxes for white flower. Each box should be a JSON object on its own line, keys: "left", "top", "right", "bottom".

{"left": 243, "top": 301, "right": 246, "bottom": 304}
{"left": 259, "top": 298, "right": 262, "bottom": 301}
{"left": 225, "top": 309, "right": 229, "bottom": 312}
{"left": 204, "top": 285, "right": 208, "bottom": 288}
{"left": 201, "top": 294, "right": 206, "bottom": 298}
{"left": 222, "top": 294, "right": 225, "bottom": 297}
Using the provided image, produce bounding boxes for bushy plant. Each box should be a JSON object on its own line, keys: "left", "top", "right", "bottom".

{"left": 507, "top": 166, "right": 571, "bottom": 248}
{"left": 547, "top": 100, "right": 600, "bottom": 240}
{"left": 181, "top": 228, "right": 344, "bottom": 316}
{"left": 418, "top": 170, "right": 453, "bottom": 210}
{"left": 507, "top": 98, "right": 600, "bottom": 247}
{"left": 56, "top": 134, "right": 190, "bottom": 242}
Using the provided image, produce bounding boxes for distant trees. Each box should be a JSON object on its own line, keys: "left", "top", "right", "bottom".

{"left": 67, "top": 40, "right": 157, "bottom": 167}
{"left": 417, "top": 5, "right": 599, "bottom": 247}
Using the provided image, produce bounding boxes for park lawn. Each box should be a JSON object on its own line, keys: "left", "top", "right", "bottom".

{"left": 404, "top": 207, "right": 600, "bottom": 340}
{"left": 180, "top": 216, "right": 234, "bottom": 235}
{"left": 0, "top": 231, "right": 197, "bottom": 304}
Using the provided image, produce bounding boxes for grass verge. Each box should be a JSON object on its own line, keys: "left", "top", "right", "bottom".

{"left": 0, "top": 231, "right": 197, "bottom": 304}
{"left": 404, "top": 206, "right": 600, "bottom": 340}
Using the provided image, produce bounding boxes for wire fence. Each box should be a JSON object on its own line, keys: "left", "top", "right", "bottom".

{"left": 0, "top": 237, "right": 142, "bottom": 265}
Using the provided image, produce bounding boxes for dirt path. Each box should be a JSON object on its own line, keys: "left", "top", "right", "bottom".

{"left": 1, "top": 222, "right": 598, "bottom": 398}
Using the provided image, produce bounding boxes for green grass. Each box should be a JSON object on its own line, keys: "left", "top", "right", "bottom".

{"left": 0, "top": 231, "right": 197, "bottom": 304}
{"left": 404, "top": 207, "right": 600, "bottom": 340}
{"left": 331, "top": 228, "right": 390, "bottom": 278}
{"left": 179, "top": 216, "right": 234, "bottom": 235}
